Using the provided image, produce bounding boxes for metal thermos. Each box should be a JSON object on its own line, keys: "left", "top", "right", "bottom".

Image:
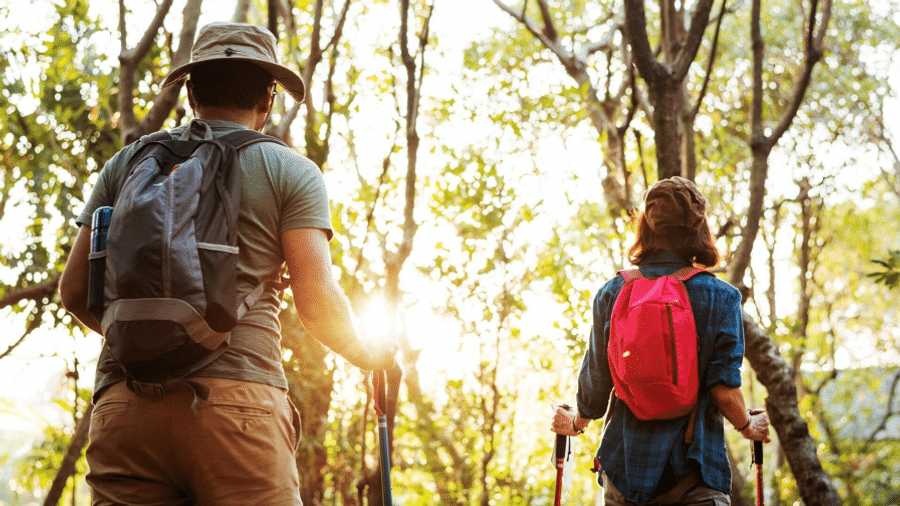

{"left": 88, "top": 206, "right": 113, "bottom": 323}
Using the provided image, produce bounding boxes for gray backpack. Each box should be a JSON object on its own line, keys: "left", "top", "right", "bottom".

{"left": 96, "top": 120, "right": 287, "bottom": 403}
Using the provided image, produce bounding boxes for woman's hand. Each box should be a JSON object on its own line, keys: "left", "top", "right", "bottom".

{"left": 551, "top": 404, "right": 590, "bottom": 436}
{"left": 740, "top": 409, "right": 771, "bottom": 443}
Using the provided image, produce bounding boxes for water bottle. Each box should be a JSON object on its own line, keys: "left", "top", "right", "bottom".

{"left": 88, "top": 206, "right": 113, "bottom": 323}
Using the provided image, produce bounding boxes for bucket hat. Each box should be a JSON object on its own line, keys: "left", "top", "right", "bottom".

{"left": 643, "top": 176, "right": 707, "bottom": 232}
{"left": 163, "top": 22, "right": 305, "bottom": 103}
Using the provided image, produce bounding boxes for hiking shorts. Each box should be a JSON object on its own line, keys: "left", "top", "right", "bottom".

{"left": 86, "top": 377, "right": 302, "bottom": 506}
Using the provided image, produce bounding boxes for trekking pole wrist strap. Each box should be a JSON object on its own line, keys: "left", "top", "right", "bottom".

{"left": 736, "top": 410, "right": 752, "bottom": 432}
{"left": 572, "top": 413, "right": 588, "bottom": 435}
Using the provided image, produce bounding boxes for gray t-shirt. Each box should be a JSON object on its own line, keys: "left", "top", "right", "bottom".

{"left": 77, "top": 120, "right": 333, "bottom": 396}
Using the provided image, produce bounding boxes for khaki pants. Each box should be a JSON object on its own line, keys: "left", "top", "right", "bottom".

{"left": 86, "top": 378, "right": 302, "bottom": 506}
{"left": 603, "top": 472, "right": 730, "bottom": 506}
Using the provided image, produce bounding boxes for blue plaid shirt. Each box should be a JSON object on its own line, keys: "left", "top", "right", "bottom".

{"left": 576, "top": 251, "right": 744, "bottom": 503}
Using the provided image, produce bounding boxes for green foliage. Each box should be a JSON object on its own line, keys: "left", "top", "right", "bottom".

{"left": 11, "top": 388, "right": 92, "bottom": 505}
{"left": 1, "top": 0, "right": 118, "bottom": 327}
{"left": 793, "top": 368, "right": 900, "bottom": 506}
{"left": 2, "top": 1, "right": 900, "bottom": 504}
{"left": 868, "top": 250, "right": 900, "bottom": 290}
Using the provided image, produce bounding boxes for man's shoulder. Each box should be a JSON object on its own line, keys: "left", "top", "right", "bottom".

{"left": 241, "top": 140, "right": 320, "bottom": 174}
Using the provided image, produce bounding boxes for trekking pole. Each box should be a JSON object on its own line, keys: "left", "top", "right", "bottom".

{"left": 554, "top": 433, "right": 567, "bottom": 506}
{"left": 752, "top": 440, "right": 764, "bottom": 506}
{"left": 373, "top": 370, "right": 393, "bottom": 505}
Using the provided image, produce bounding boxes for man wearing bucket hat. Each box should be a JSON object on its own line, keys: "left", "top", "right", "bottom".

{"left": 60, "top": 22, "right": 396, "bottom": 505}
{"left": 550, "top": 177, "right": 770, "bottom": 505}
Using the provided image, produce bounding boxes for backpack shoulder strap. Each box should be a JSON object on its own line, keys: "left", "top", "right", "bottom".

{"left": 671, "top": 267, "right": 711, "bottom": 281}
{"left": 218, "top": 130, "right": 289, "bottom": 150}
{"left": 619, "top": 269, "right": 644, "bottom": 282}
{"left": 236, "top": 276, "right": 291, "bottom": 320}
{"left": 137, "top": 130, "right": 174, "bottom": 145}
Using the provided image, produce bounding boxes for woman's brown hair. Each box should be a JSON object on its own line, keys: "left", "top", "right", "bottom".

{"left": 626, "top": 212, "right": 720, "bottom": 268}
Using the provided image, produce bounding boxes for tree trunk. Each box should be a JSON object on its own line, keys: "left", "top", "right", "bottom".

{"left": 623, "top": 0, "right": 715, "bottom": 181}
{"left": 742, "top": 311, "right": 842, "bottom": 505}
{"left": 284, "top": 328, "right": 334, "bottom": 506}
{"left": 359, "top": 2, "right": 433, "bottom": 504}
{"left": 42, "top": 403, "right": 93, "bottom": 506}
{"left": 649, "top": 81, "right": 683, "bottom": 179}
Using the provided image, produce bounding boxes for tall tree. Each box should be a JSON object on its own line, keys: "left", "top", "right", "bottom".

{"left": 623, "top": 0, "right": 716, "bottom": 179}
{"left": 493, "top": 0, "right": 641, "bottom": 216}
{"left": 355, "top": 1, "right": 435, "bottom": 504}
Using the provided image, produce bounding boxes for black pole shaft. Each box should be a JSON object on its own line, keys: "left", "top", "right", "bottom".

{"left": 374, "top": 370, "right": 393, "bottom": 505}
{"left": 378, "top": 412, "right": 392, "bottom": 504}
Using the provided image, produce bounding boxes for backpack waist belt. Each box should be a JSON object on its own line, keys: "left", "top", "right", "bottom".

{"left": 102, "top": 298, "right": 229, "bottom": 350}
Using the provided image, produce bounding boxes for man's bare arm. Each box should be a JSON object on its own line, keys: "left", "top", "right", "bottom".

{"left": 281, "top": 228, "right": 396, "bottom": 370}
{"left": 59, "top": 225, "right": 102, "bottom": 335}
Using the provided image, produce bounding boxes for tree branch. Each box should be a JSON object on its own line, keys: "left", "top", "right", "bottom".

{"left": 299, "top": 0, "right": 327, "bottom": 157}
{"left": 536, "top": 0, "right": 558, "bottom": 42}
{"left": 616, "top": 62, "right": 638, "bottom": 137}
{"left": 140, "top": 0, "right": 204, "bottom": 138}
{"left": 117, "top": 0, "right": 177, "bottom": 143}
{"left": 0, "top": 307, "right": 43, "bottom": 360}
{"left": 729, "top": 0, "right": 831, "bottom": 288}
{"left": 671, "top": 0, "right": 715, "bottom": 82}
{"left": 690, "top": 0, "right": 728, "bottom": 118}
{"left": 766, "top": 0, "right": 830, "bottom": 147}
{"left": 387, "top": 0, "right": 432, "bottom": 269}
{"left": 623, "top": 0, "right": 664, "bottom": 85}
{"left": 123, "top": 0, "right": 173, "bottom": 63}
{"left": 861, "top": 369, "right": 900, "bottom": 454}
{"left": 325, "top": 0, "right": 353, "bottom": 52}
{"left": 494, "top": 0, "right": 618, "bottom": 138}
{"left": 0, "top": 275, "right": 60, "bottom": 311}
{"left": 352, "top": 120, "right": 402, "bottom": 279}
{"left": 492, "top": 0, "right": 570, "bottom": 63}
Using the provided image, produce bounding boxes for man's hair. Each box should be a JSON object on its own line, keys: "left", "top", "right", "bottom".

{"left": 627, "top": 213, "right": 720, "bottom": 268}
{"left": 188, "top": 61, "right": 274, "bottom": 110}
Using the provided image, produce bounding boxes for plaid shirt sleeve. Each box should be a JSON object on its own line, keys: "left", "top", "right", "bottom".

{"left": 575, "top": 276, "right": 624, "bottom": 420}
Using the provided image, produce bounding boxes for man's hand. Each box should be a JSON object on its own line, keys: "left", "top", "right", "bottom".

{"left": 374, "top": 339, "right": 400, "bottom": 371}
{"left": 346, "top": 338, "right": 399, "bottom": 371}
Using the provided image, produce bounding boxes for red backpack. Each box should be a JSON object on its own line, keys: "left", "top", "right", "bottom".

{"left": 608, "top": 267, "right": 708, "bottom": 426}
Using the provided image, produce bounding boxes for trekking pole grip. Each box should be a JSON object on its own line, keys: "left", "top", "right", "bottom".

{"left": 554, "top": 433, "right": 567, "bottom": 506}
{"left": 753, "top": 440, "right": 764, "bottom": 506}
{"left": 374, "top": 369, "right": 387, "bottom": 417}
{"left": 555, "top": 434, "right": 567, "bottom": 462}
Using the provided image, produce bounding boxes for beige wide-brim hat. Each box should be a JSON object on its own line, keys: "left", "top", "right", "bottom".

{"left": 162, "top": 22, "right": 305, "bottom": 104}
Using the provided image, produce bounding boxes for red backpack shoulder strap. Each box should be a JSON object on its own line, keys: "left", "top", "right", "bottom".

{"left": 619, "top": 269, "right": 644, "bottom": 282}
{"left": 671, "top": 267, "right": 710, "bottom": 281}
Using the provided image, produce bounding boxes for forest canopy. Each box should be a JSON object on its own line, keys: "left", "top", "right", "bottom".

{"left": 1, "top": 0, "right": 899, "bottom": 505}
